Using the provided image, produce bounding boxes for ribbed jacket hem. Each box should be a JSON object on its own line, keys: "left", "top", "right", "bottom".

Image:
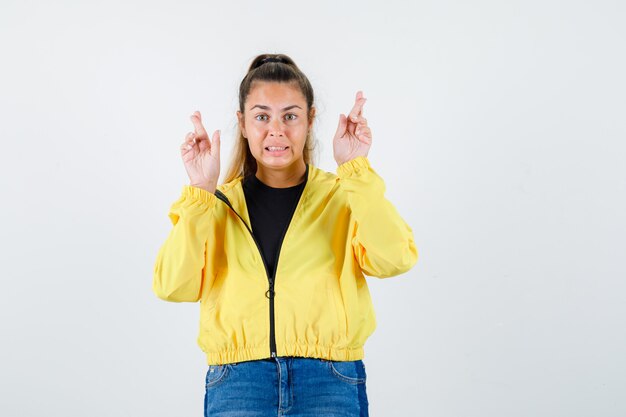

{"left": 204, "top": 344, "right": 364, "bottom": 365}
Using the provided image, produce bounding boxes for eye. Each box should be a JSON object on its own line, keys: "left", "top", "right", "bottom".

{"left": 255, "top": 114, "right": 268, "bottom": 121}
{"left": 285, "top": 114, "right": 297, "bottom": 121}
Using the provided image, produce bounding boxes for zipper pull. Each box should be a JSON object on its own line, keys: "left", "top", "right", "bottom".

{"left": 265, "top": 288, "right": 275, "bottom": 299}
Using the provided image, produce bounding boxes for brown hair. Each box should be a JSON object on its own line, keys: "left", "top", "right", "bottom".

{"left": 222, "top": 53, "right": 317, "bottom": 184}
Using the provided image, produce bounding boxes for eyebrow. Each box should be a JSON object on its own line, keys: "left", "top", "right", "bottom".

{"left": 249, "top": 104, "right": 303, "bottom": 111}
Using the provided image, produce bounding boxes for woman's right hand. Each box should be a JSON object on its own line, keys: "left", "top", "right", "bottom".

{"left": 180, "top": 111, "right": 221, "bottom": 193}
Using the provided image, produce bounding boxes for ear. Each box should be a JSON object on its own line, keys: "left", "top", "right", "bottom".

{"left": 308, "top": 106, "right": 316, "bottom": 129}
{"left": 237, "top": 110, "right": 247, "bottom": 138}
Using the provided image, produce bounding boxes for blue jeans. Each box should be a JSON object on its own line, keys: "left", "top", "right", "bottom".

{"left": 204, "top": 356, "right": 369, "bottom": 416}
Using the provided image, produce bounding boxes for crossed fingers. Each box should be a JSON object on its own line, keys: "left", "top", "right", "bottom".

{"left": 348, "top": 91, "right": 371, "bottom": 144}
{"left": 181, "top": 111, "right": 210, "bottom": 152}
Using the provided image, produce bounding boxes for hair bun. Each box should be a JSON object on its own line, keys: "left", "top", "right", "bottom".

{"left": 260, "top": 57, "right": 284, "bottom": 65}
{"left": 248, "top": 54, "right": 297, "bottom": 72}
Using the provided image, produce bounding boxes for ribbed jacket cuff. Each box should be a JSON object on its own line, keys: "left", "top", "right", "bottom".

{"left": 182, "top": 185, "right": 217, "bottom": 207}
{"left": 337, "top": 156, "right": 371, "bottom": 178}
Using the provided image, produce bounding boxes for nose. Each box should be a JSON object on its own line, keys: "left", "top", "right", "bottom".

{"left": 269, "top": 119, "right": 285, "bottom": 137}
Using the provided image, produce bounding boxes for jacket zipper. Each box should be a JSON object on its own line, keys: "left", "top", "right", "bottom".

{"left": 213, "top": 166, "right": 308, "bottom": 359}
{"left": 214, "top": 190, "right": 275, "bottom": 356}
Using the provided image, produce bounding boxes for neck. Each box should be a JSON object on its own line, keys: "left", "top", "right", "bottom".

{"left": 256, "top": 160, "right": 307, "bottom": 188}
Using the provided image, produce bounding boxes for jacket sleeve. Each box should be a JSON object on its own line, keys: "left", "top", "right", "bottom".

{"left": 152, "top": 185, "right": 217, "bottom": 302}
{"left": 337, "top": 156, "right": 418, "bottom": 278}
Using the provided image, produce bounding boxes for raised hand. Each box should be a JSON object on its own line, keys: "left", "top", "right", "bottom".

{"left": 180, "top": 110, "right": 221, "bottom": 193}
{"left": 333, "top": 91, "right": 372, "bottom": 166}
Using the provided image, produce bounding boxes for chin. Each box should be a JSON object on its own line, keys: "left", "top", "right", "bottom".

{"left": 259, "top": 153, "right": 303, "bottom": 170}
{"left": 260, "top": 158, "right": 296, "bottom": 170}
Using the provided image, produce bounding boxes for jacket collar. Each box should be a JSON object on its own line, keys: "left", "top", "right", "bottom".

{"left": 216, "top": 164, "right": 315, "bottom": 226}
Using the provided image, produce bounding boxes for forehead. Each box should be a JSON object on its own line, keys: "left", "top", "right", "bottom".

{"left": 246, "top": 82, "right": 306, "bottom": 108}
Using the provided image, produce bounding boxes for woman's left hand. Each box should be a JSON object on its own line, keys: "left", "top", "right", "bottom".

{"left": 333, "top": 91, "right": 372, "bottom": 166}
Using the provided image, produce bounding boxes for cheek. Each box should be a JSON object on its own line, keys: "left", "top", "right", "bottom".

{"left": 246, "top": 122, "right": 262, "bottom": 135}
{"left": 290, "top": 123, "right": 308, "bottom": 139}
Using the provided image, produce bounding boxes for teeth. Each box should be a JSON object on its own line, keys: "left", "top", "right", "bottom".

{"left": 267, "top": 146, "right": 287, "bottom": 151}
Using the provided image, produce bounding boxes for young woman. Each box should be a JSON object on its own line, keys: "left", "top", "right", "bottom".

{"left": 153, "top": 53, "right": 417, "bottom": 416}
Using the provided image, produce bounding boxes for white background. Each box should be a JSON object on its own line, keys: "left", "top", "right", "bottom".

{"left": 1, "top": 0, "right": 625, "bottom": 416}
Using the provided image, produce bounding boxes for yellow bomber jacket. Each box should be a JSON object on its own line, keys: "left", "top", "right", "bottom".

{"left": 153, "top": 156, "right": 418, "bottom": 365}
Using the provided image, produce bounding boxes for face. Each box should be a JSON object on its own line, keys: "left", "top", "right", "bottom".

{"left": 237, "top": 82, "right": 314, "bottom": 173}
